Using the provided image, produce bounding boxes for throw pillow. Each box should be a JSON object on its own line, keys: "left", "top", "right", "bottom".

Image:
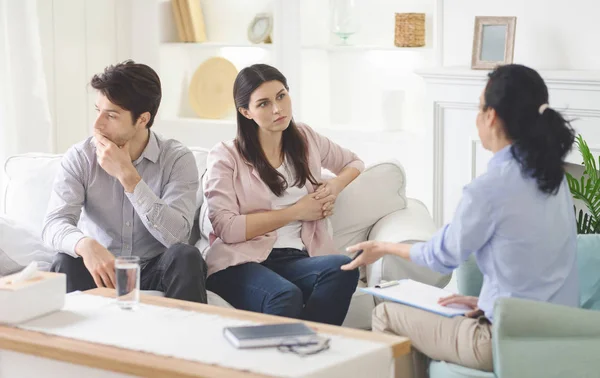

{"left": 329, "top": 161, "right": 407, "bottom": 254}
{"left": 0, "top": 215, "right": 56, "bottom": 277}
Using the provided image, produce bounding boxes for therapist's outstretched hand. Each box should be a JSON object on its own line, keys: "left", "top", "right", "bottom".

{"left": 341, "top": 241, "right": 391, "bottom": 270}
{"left": 438, "top": 294, "right": 483, "bottom": 318}
{"left": 341, "top": 241, "right": 413, "bottom": 271}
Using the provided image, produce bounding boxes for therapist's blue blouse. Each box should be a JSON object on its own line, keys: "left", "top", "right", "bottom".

{"left": 411, "top": 145, "right": 579, "bottom": 320}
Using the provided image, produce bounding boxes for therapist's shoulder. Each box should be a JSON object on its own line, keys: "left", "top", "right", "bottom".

{"left": 463, "top": 169, "right": 505, "bottom": 203}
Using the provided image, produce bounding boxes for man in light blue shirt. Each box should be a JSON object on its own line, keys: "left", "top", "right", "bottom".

{"left": 342, "top": 64, "right": 579, "bottom": 376}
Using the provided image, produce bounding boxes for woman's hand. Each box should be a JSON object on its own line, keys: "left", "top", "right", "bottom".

{"left": 315, "top": 179, "right": 343, "bottom": 198}
{"left": 315, "top": 179, "right": 343, "bottom": 218}
{"left": 292, "top": 193, "right": 336, "bottom": 221}
{"left": 438, "top": 294, "right": 483, "bottom": 318}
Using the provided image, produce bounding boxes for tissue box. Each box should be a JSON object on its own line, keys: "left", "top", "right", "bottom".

{"left": 0, "top": 271, "right": 66, "bottom": 324}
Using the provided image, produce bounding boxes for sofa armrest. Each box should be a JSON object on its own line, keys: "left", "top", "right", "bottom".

{"left": 493, "top": 298, "right": 600, "bottom": 378}
{"left": 366, "top": 198, "right": 451, "bottom": 289}
{"left": 368, "top": 198, "right": 436, "bottom": 244}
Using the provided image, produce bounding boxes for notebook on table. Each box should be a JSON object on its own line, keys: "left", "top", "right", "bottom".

{"left": 223, "top": 322, "right": 318, "bottom": 349}
{"left": 361, "top": 279, "right": 471, "bottom": 318}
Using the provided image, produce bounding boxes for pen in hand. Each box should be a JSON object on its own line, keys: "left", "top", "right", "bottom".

{"left": 340, "top": 248, "right": 365, "bottom": 271}
{"left": 352, "top": 249, "right": 363, "bottom": 260}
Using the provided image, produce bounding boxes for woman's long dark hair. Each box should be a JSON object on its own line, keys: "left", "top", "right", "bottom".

{"left": 233, "top": 64, "right": 318, "bottom": 196}
{"left": 484, "top": 64, "right": 575, "bottom": 194}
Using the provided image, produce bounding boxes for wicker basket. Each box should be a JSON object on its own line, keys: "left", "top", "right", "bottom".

{"left": 394, "top": 13, "right": 425, "bottom": 47}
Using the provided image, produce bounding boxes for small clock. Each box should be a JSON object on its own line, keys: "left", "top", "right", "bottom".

{"left": 248, "top": 13, "right": 273, "bottom": 44}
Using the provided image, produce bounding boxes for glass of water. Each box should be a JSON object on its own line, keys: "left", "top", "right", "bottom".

{"left": 115, "top": 256, "right": 140, "bottom": 310}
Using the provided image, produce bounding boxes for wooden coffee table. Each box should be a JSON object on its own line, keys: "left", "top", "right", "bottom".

{"left": 0, "top": 289, "right": 410, "bottom": 377}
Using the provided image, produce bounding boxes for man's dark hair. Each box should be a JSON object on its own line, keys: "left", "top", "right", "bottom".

{"left": 90, "top": 60, "right": 161, "bottom": 128}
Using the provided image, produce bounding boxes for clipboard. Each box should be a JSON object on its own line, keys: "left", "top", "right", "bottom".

{"left": 361, "top": 279, "right": 471, "bottom": 318}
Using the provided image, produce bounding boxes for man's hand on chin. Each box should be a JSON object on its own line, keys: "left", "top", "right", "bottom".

{"left": 95, "top": 133, "right": 141, "bottom": 192}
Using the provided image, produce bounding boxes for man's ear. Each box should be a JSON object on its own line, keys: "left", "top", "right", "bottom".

{"left": 137, "top": 112, "right": 151, "bottom": 128}
{"left": 239, "top": 107, "right": 252, "bottom": 120}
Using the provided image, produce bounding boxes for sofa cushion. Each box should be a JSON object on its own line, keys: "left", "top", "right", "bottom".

{"left": 330, "top": 161, "right": 407, "bottom": 253}
{"left": 3, "top": 153, "right": 62, "bottom": 233}
{"left": 3, "top": 147, "right": 211, "bottom": 237}
{"left": 188, "top": 148, "right": 210, "bottom": 245}
{"left": 0, "top": 215, "right": 56, "bottom": 276}
{"left": 188, "top": 148, "right": 210, "bottom": 217}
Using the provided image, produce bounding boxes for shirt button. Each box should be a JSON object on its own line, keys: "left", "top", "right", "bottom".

{"left": 124, "top": 244, "right": 129, "bottom": 249}
{"left": 125, "top": 222, "right": 131, "bottom": 227}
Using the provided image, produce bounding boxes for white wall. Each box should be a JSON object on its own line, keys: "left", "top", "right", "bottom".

{"left": 443, "top": 0, "right": 600, "bottom": 69}
{"left": 299, "top": 0, "right": 435, "bottom": 133}
{"left": 37, "top": 0, "right": 132, "bottom": 153}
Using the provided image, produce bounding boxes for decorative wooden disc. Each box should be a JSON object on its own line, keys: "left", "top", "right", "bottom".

{"left": 188, "top": 57, "right": 238, "bottom": 119}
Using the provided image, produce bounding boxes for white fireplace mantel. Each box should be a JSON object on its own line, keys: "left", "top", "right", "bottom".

{"left": 417, "top": 67, "right": 600, "bottom": 226}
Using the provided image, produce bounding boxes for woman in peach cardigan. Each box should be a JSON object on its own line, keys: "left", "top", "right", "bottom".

{"left": 203, "top": 64, "right": 363, "bottom": 325}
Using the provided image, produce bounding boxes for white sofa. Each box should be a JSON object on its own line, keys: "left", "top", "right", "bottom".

{"left": 1, "top": 146, "right": 449, "bottom": 329}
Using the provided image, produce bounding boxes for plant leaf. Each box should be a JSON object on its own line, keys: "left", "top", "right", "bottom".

{"left": 568, "top": 134, "right": 600, "bottom": 234}
{"left": 578, "top": 135, "right": 598, "bottom": 182}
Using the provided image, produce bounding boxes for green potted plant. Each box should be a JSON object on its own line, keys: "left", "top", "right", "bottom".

{"left": 566, "top": 135, "right": 600, "bottom": 234}
{"left": 565, "top": 134, "right": 600, "bottom": 310}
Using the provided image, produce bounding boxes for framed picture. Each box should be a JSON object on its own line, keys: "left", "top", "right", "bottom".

{"left": 471, "top": 16, "right": 517, "bottom": 70}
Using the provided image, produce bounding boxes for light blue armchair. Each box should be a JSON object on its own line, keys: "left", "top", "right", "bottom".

{"left": 429, "top": 235, "right": 600, "bottom": 378}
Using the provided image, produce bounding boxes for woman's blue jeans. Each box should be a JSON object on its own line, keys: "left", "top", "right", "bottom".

{"left": 206, "top": 248, "right": 360, "bottom": 326}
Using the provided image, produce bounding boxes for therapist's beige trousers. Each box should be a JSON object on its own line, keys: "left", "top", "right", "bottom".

{"left": 372, "top": 302, "right": 493, "bottom": 378}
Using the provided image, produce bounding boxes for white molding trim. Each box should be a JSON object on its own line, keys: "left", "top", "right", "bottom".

{"left": 559, "top": 108, "right": 600, "bottom": 159}
{"left": 417, "top": 67, "right": 600, "bottom": 91}
{"left": 432, "top": 101, "right": 479, "bottom": 226}
{"left": 469, "top": 140, "right": 600, "bottom": 180}
{"left": 560, "top": 108, "right": 600, "bottom": 119}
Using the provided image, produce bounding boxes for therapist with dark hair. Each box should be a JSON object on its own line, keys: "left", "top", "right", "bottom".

{"left": 342, "top": 64, "right": 580, "bottom": 377}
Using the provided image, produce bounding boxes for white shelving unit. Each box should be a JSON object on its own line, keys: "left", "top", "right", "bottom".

{"left": 132, "top": 0, "right": 442, "bottom": 149}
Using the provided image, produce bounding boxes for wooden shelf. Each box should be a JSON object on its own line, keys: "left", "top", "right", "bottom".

{"left": 302, "top": 44, "right": 432, "bottom": 52}
{"left": 161, "top": 42, "right": 273, "bottom": 49}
